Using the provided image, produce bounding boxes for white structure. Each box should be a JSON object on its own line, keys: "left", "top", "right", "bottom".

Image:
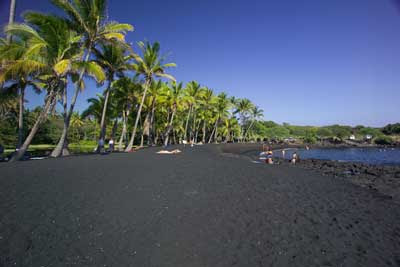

{"left": 365, "top": 134, "right": 372, "bottom": 140}
{"left": 349, "top": 135, "right": 356, "bottom": 140}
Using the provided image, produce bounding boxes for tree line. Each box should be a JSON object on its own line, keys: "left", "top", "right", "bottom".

{"left": 0, "top": 0, "right": 265, "bottom": 160}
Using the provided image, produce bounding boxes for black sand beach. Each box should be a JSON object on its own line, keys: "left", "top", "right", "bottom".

{"left": 1, "top": 144, "right": 400, "bottom": 266}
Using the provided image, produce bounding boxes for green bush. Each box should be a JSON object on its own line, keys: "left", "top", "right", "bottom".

{"left": 374, "top": 136, "right": 393, "bottom": 145}
{"left": 303, "top": 135, "right": 317, "bottom": 144}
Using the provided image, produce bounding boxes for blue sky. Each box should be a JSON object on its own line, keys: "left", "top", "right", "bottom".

{"left": 1, "top": 0, "right": 400, "bottom": 126}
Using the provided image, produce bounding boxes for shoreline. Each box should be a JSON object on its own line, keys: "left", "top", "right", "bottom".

{"left": 217, "top": 143, "right": 400, "bottom": 203}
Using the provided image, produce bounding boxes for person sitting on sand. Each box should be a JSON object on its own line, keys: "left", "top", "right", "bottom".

{"left": 157, "top": 149, "right": 182, "bottom": 154}
{"left": 266, "top": 149, "right": 273, "bottom": 164}
{"left": 291, "top": 152, "right": 298, "bottom": 164}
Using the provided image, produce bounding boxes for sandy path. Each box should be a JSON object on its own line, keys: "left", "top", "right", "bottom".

{"left": 1, "top": 145, "right": 399, "bottom": 266}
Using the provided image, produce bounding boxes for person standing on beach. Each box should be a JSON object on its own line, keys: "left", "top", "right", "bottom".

{"left": 291, "top": 152, "right": 298, "bottom": 164}
{"left": 266, "top": 149, "right": 274, "bottom": 164}
{"left": 109, "top": 138, "right": 114, "bottom": 152}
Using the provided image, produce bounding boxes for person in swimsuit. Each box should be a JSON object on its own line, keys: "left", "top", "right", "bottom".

{"left": 291, "top": 152, "right": 298, "bottom": 164}
{"left": 266, "top": 149, "right": 273, "bottom": 164}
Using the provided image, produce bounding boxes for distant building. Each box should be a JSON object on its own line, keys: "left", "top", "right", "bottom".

{"left": 365, "top": 134, "right": 372, "bottom": 140}
{"left": 349, "top": 135, "right": 356, "bottom": 140}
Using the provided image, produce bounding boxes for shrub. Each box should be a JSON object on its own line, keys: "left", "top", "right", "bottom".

{"left": 374, "top": 136, "right": 393, "bottom": 145}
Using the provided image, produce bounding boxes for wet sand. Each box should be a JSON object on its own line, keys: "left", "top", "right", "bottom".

{"left": 1, "top": 144, "right": 400, "bottom": 266}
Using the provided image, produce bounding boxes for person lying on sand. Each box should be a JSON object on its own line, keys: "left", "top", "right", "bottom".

{"left": 157, "top": 149, "right": 182, "bottom": 154}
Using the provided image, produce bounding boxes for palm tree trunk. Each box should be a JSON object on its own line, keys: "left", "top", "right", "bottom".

{"left": 10, "top": 89, "right": 55, "bottom": 162}
{"left": 244, "top": 120, "right": 255, "bottom": 142}
{"left": 202, "top": 120, "right": 206, "bottom": 143}
{"left": 194, "top": 119, "right": 201, "bottom": 143}
{"left": 51, "top": 48, "right": 91, "bottom": 157}
{"left": 118, "top": 110, "right": 127, "bottom": 151}
{"left": 111, "top": 118, "right": 118, "bottom": 139}
{"left": 214, "top": 118, "right": 219, "bottom": 143}
{"left": 17, "top": 86, "right": 24, "bottom": 148}
{"left": 98, "top": 77, "right": 113, "bottom": 151}
{"left": 7, "top": 0, "right": 16, "bottom": 43}
{"left": 208, "top": 121, "right": 217, "bottom": 144}
{"left": 140, "top": 133, "right": 144, "bottom": 147}
{"left": 149, "top": 98, "right": 156, "bottom": 145}
{"left": 125, "top": 78, "right": 150, "bottom": 151}
{"left": 191, "top": 108, "right": 196, "bottom": 142}
{"left": 184, "top": 104, "right": 192, "bottom": 141}
{"left": 163, "top": 108, "right": 176, "bottom": 146}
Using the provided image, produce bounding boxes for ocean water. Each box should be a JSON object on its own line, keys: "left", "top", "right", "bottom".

{"left": 274, "top": 147, "right": 400, "bottom": 165}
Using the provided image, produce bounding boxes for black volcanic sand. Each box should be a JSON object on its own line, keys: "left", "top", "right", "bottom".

{"left": 1, "top": 144, "right": 400, "bottom": 266}
{"left": 230, "top": 143, "right": 400, "bottom": 204}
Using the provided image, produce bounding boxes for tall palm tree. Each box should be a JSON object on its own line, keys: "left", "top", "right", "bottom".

{"left": 0, "top": 37, "right": 43, "bottom": 148}
{"left": 50, "top": 0, "right": 133, "bottom": 157}
{"left": 210, "top": 92, "right": 230, "bottom": 143}
{"left": 244, "top": 106, "right": 264, "bottom": 141}
{"left": 182, "top": 81, "right": 201, "bottom": 142}
{"left": 145, "top": 80, "right": 163, "bottom": 145}
{"left": 163, "top": 82, "right": 183, "bottom": 146}
{"left": 112, "top": 77, "right": 142, "bottom": 150}
{"left": 93, "top": 43, "right": 131, "bottom": 151}
{"left": 235, "top": 98, "right": 254, "bottom": 141}
{"left": 125, "top": 41, "right": 176, "bottom": 151}
{"left": 3, "top": 13, "right": 105, "bottom": 161}
{"left": 199, "top": 87, "right": 214, "bottom": 143}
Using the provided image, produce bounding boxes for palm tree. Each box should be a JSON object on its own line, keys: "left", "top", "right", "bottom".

{"left": 182, "top": 81, "right": 202, "bottom": 142}
{"left": 93, "top": 43, "right": 131, "bottom": 151}
{"left": 244, "top": 106, "right": 264, "bottom": 141}
{"left": 163, "top": 82, "right": 183, "bottom": 146}
{"left": 70, "top": 112, "right": 84, "bottom": 141}
{"left": 145, "top": 80, "right": 163, "bottom": 145}
{"left": 112, "top": 77, "right": 142, "bottom": 150}
{"left": 0, "top": 35, "right": 45, "bottom": 149}
{"left": 235, "top": 98, "right": 254, "bottom": 141}
{"left": 199, "top": 87, "right": 214, "bottom": 143}
{"left": 0, "top": 39, "right": 43, "bottom": 148}
{"left": 50, "top": 0, "right": 133, "bottom": 157}
{"left": 209, "top": 93, "right": 230, "bottom": 143}
{"left": 125, "top": 41, "right": 176, "bottom": 151}
{"left": 81, "top": 94, "right": 105, "bottom": 124}
{"left": 3, "top": 13, "right": 105, "bottom": 161}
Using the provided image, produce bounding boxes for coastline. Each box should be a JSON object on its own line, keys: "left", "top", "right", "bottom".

{"left": 217, "top": 143, "right": 400, "bottom": 203}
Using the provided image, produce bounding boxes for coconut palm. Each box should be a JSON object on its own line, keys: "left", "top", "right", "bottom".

{"left": 4, "top": 12, "right": 106, "bottom": 161}
{"left": 235, "top": 98, "right": 254, "bottom": 141}
{"left": 125, "top": 41, "right": 176, "bottom": 151}
{"left": 163, "top": 82, "right": 183, "bottom": 146}
{"left": 244, "top": 106, "right": 264, "bottom": 141}
{"left": 145, "top": 80, "right": 163, "bottom": 145}
{"left": 93, "top": 42, "right": 131, "bottom": 151}
{"left": 81, "top": 94, "right": 105, "bottom": 124}
{"left": 198, "top": 87, "right": 214, "bottom": 143}
{"left": 112, "top": 77, "right": 142, "bottom": 150}
{"left": 0, "top": 35, "right": 45, "bottom": 148}
{"left": 50, "top": 0, "right": 133, "bottom": 157}
{"left": 182, "top": 81, "right": 202, "bottom": 142}
{"left": 209, "top": 92, "right": 230, "bottom": 143}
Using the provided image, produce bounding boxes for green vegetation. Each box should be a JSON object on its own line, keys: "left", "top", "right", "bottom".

{"left": 0, "top": 1, "right": 398, "bottom": 160}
